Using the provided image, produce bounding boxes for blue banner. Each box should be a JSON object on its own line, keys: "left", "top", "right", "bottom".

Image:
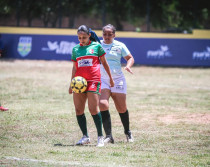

{"left": 117, "top": 37, "right": 210, "bottom": 67}
{"left": 1, "top": 34, "right": 210, "bottom": 66}
{"left": 2, "top": 34, "right": 78, "bottom": 61}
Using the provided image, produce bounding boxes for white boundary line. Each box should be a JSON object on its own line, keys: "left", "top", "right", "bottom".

{"left": 5, "top": 156, "right": 106, "bottom": 166}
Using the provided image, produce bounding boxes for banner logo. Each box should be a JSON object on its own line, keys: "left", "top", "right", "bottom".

{"left": 147, "top": 45, "right": 172, "bottom": 59}
{"left": 192, "top": 46, "right": 210, "bottom": 60}
{"left": 17, "top": 37, "right": 32, "bottom": 57}
{"left": 42, "top": 41, "right": 76, "bottom": 54}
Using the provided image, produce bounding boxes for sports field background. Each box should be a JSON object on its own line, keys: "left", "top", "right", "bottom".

{"left": 0, "top": 60, "right": 209, "bottom": 166}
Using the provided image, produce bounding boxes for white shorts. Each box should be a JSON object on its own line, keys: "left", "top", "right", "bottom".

{"left": 101, "top": 76, "right": 127, "bottom": 94}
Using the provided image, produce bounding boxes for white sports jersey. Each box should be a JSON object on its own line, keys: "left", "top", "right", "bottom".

{"left": 100, "top": 40, "right": 130, "bottom": 79}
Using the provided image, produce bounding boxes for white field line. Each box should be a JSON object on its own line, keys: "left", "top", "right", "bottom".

{"left": 5, "top": 156, "right": 106, "bottom": 166}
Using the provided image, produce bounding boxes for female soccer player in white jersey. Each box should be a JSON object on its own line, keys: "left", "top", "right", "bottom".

{"left": 69, "top": 25, "right": 114, "bottom": 147}
{"left": 99, "top": 24, "right": 135, "bottom": 143}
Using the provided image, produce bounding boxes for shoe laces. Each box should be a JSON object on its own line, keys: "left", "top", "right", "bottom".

{"left": 98, "top": 136, "right": 104, "bottom": 144}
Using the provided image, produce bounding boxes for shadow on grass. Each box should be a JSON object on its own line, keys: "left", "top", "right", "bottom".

{"left": 54, "top": 143, "right": 96, "bottom": 147}
{"left": 54, "top": 140, "right": 127, "bottom": 147}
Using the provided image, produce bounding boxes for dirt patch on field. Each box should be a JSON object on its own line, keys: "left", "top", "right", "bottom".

{"left": 158, "top": 113, "right": 210, "bottom": 124}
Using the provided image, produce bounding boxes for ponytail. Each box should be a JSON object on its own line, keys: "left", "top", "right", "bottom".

{"left": 89, "top": 28, "right": 101, "bottom": 44}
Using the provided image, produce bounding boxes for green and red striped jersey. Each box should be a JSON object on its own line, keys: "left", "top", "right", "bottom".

{"left": 71, "top": 41, "right": 105, "bottom": 82}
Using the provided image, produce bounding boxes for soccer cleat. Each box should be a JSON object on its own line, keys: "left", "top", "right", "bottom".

{"left": 96, "top": 136, "right": 104, "bottom": 147}
{"left": 104, "top": 136, "right": 114, "bottom": 144}
{"left": 76, "top": 135, "right": 90, "bottom": 145}
{"left": 0, "top": 106, "right": 9, "bottom": 111}
{"left": 126, "top": 131, "right": 134, "bottom": 143}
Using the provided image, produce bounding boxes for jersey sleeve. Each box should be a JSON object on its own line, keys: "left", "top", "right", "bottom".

{"left": 121, "top": 43, "right": 131, "bottom": 57}
{"left": 98, "top": 44, "right": 106, "bottom": 57}
{"left": 71, "top": 47, "right": 76, "bottom": 62}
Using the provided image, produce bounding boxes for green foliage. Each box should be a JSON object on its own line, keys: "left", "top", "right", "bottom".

{"left": 0, "top": 0, "right": 209, "bottom": 31}
{"left": 0, "top": 0, "right": 14, "bottom": 15}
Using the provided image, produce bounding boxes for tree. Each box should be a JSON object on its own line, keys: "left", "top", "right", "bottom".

{"left": 0, "top": 0, "right": 209, "bottom": 31}
{"left": 20, "top": 0, "right": 42, "bottom": 27}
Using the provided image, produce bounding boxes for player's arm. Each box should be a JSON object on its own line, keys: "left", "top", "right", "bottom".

{"left": 69, "top": 62, "right": 77, "bottom": 94}
{"left": 124, "top": 53, "right": 135, "bottom": 74}
{"left": 100, "top": 56, "right": 114, "bottom": 87}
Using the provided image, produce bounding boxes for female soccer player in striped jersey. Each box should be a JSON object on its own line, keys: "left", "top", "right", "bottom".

{"left": 69, "top": 25, "right": 114, "bottom": 147}
{"left": 99, "top": 24, "right": 135, "bottom": 144}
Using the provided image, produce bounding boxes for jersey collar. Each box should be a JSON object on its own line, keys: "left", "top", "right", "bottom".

{"left": 102, "top": 40, "right": 114, "bottom": 46}
{"left": 80, "top": 40, "right": 91, "bottom": 46}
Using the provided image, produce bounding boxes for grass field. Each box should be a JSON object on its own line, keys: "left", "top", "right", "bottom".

{"left": 0, "top": 60, "right": 210, "bottom": 167}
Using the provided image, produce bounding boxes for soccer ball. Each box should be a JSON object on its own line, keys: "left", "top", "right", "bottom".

{"left": 70, "top": 76, "right": 87, "bottom": 93}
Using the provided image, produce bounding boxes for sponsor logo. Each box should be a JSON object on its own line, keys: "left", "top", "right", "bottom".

{"left": 89, "top": 49, "right": 94, "bottom": 54}
{"left": 116, "top": 85, "right": 124, "bottom": 90}
{"left": 147, "top": 45, "right": 172, "bottom": 59}
{"left": 91, "top": 83, "right": 95, "bottom": 88}
{"left": 42, "top": 41, "right": 76, "bottom": 54}
{"left": 104, "top": 47, "right": 111, "bottom": 53}
{"left": 78, "top": 59, "right": 93, "bottom": 67}
{"left": 192, "top": 46, "right": 210, "bottom": 60}
{"left": 17, "top": 37, "right": 32, "bottom": 57}
{"left": 112, "top": 47, "right": 121, "bottom": 54}
{"left": 116, "top": 80, "right": 124, "bottom": 90}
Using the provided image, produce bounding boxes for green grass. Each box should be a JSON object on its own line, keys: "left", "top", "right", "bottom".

{"left": 0, "top": 60, "right": 210, "bottom": 167}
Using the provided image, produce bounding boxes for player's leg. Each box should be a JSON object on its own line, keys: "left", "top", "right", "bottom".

{"left": 111, "top": 92, "right": 133, "bottom": 142}
{"left": 87, "top": 91, "right": 102, "bottom": 135}
{"left": 99, "top": 89, "right": 114, "bottom": 143}
{"left": 87, "top": 91, "right": 104, "bottom": 147}
{"left": 99, "top": 89, "right": 110, "bottom": 111}
{"left": 111, "top": 76, "right": 134, "bottom": 142}
{"left": 73, "top": 93, "right": 90, "bottom": 145}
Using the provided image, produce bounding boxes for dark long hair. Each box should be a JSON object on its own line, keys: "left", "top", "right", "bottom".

{"left": 77, "top": 25, "right": 101, "bottom": 44}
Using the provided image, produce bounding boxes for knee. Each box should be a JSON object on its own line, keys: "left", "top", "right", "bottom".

{"left": 75, "top": 108, "right": 84, "bottom": 115}
{"left": 99, "top": 99, "right": 109, "bottom": 111}
{"left": 115, "top": 104, "right": 127, "bottom": 113}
